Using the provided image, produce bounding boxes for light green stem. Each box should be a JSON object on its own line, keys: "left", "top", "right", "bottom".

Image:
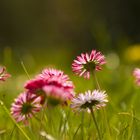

{"left": 90, "top": 107, "right": 102, "bottom": 140}
{"left": 92, "top": 71, "right": 112, "bottom": 139}
{"left": 20, "top": 61, "right": 31, "bottom": 79}
{"left": 93, "top": 71, "right": 101, "bottom": 90}
{"left": 0, "top": 101, "right": 31, "bottom": 140}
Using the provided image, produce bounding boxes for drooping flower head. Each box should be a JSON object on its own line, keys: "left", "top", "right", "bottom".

{"left": 72, "top": 50, "right": 106, "bottom": 79}
{"left": 11, "top": 92, "right": 42, "bottom": 124}
{"left": 133, "top": 68, "right": 140, "bottom": 86}
{"left": 0, "top": 66, "right": 11, "bottom": 81}
{"left": 71, "top": 90, "right": 108, "bottom": 112}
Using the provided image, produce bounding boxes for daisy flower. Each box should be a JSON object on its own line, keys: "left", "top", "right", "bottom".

{"left": 71, "top": 90, "right": 108, "bottom": 112}
{"left": 133, "top": 68, "right": 140, "bottom": 86}
{"left": 72, "top": 50, "right": 106, "bottom": 79}
{"left": 41, "top": 69, "right": 75, "bottom": 105}
{"left": 11, "top": 92, "right": 42, "bottom": 124}
{"left": 25, "top": 68, "right": 75, "bottom": 106}
{"left": 0, "top": 66, "right": 11, "bottom": 81}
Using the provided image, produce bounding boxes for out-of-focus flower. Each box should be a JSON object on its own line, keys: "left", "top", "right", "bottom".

{"left": 25, "top": 68, "right": 75, "bottom": 106}
{"left": 71, "top": 90, "right": 108, "bottom": 112}
{"left": 40, "top": 131, "right": 56, "bottom": 140}
{"left": 72, "top": 50, "right": 106, "bottom": 79}
{"left": 124, "top": 45, "right": 140, "bottom": 62}
{"left": 11, "top": 92, "right": 42, "bottom": 124}
{"left": 25, "top": 78, "right": 45, "bottom": 93}
{"left": 0, "top": 66, "right": 11, "bottom": 81}
{"left": 41, "top": 69, "right": 75, "bottom": 105}
{"left": 133, "top": 68, "right": 140, "bottom": 86}
{"left": 24, "top": 78, "right": 46, "bottom": 104}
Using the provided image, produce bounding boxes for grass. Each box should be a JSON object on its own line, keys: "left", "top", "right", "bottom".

{"left": 0, "top": 48, "right": 140, "bottom": 140}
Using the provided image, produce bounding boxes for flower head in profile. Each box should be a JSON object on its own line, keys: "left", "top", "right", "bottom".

{"left": 133, "top": 68, "right": 140, "bottom": 86}
{"left": 0, "top": 66, "right": 11, "bottom": 81}
{"left": 11, "top": 92, "right": 42, "bottom": 124}
{"left": 71, "top": 90, "right": 108, "bottom": 112}
{"left": 72, "top": 50, "right": 106, "bottom": 79}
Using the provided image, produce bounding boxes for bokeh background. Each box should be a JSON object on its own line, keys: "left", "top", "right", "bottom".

{"left": 0, "top": 1, "right": 140, "bottom": 139}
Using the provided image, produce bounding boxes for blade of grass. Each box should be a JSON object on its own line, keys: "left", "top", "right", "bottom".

{"left": 73, "top": 123, "right": 82, "bottom": 140}
{"left": 20, "top": 61, "right": 30, "bottom": 79}
{"left": 0, "top": 101, "right": 31, "bottom": 140}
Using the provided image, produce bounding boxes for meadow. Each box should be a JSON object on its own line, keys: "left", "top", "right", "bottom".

{"left": 0, "top": 46, "right": 140, "bottom": 140}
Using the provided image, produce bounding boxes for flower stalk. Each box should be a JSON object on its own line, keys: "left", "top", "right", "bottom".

{"left": 90, "top": 107, "right": 102, "bottom": 140}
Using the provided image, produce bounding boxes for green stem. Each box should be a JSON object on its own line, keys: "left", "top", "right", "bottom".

{"left": 0, "top": 101, "right": 31, "bottom": 140}
{"left": 20, "top": 61, "right": 31, "bottom": 80}
{"left": 92, "top": 71, "right": 112, "bottom": 139}
{"left": 90, "top": 107, "right": 102, "bottom": 140}
{"left": 38, "top": 102, "right": 47, "bottom": 140}
{"left": 81, "top": 112, "right": 84, "bottom": 140}
{"left": 93, "top": 71, "right": 101, "bottom": 90}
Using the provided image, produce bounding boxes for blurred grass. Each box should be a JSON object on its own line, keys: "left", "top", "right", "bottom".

{"left": 0, "top": 46, "right": 140, "bottom": 139}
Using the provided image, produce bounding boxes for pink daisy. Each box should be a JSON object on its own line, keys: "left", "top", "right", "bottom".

{"left": 0, "top": 66, "right": 11, "bottom": 81}
{"left": 11, "top": 92, "right": 42, "bottom": 124}
{"left": 25, "top": 68, "right": 75, "bottom": 105}
{"left": 42, "top": 72, "right": 74, "bottom": 106}
{"left": 72, "top": 50, "right": 106, "bottom": 79}
{"left": 71, "top": 90, "right": 108, "bottom": 112}
{"left": 133, "top": 68, "right": 140, "bottom": 86}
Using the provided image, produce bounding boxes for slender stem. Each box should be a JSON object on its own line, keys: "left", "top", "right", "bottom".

{"left": 92, "top": 71, "right": 112, "bottom": 139}
{"left": 20, "top": 61, "right": 31, "bottom": 80}
{"left": 38, "top": 101, "right": 47, "bottom": 140}
{"left": 90, "top": 107, "right": 102, "bottom": 140}
{"left": 0, "top": 101, "right": 31, "bottom": 140}
{"left": 93, "top": 71, "right": 101, "bottom": 90}
{"left": 9, "top": 125, "right": 16, "bottom": 140}
{"left": 81, "top": 112, "right": 84, "bottom": 140}
{"left": 73, "top": 123, "right": 82, "bottom": 140}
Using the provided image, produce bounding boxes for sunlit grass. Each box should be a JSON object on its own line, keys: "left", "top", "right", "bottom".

{"left": 0, "top": 48, "right": 140, "bottom": 140}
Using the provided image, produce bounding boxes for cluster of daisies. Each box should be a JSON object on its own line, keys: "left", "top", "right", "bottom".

{"left": 9, "top": 50, "right": 108, "bottom": 124}
{"left": 11, "top": 68, "right": 75, "bottom": 124}
{"left": 2, "top": 49, "right": 138, "bottom": 124}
